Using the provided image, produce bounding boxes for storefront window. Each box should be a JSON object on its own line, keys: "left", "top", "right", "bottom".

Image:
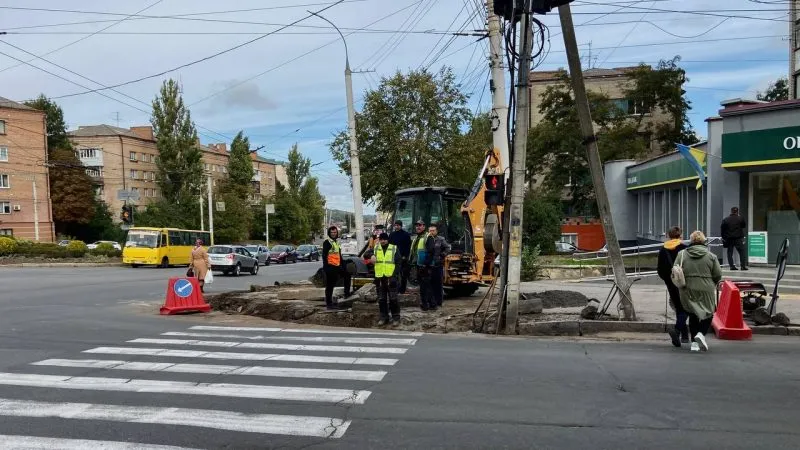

{"left": 752, "top": 173, "right": 800, "bottom": 263}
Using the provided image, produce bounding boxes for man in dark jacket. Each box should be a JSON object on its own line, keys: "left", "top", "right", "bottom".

{"left": 389, "top": 220, "right": 412, "bottom": 294}
{"left": 721, "top": 206, "right": 748, "bottom": 270}
{"left": 365, "top": 232, "right": 403, "bottom": 326}
{"left": 321, "top": 226, "right": 350, "bottom": 310}
{"left": 410, "top": 219, "right": 432, "bottom": 310}
{"left": 657, "top": 226, "right": 689, "bottom": 347}
{"left": 424, "top": 223, "right": 451, "bottom": 308}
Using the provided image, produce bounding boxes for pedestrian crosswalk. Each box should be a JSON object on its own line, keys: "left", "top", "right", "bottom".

{"left": 0, "top": 324, "right": 421, "bottom": 448}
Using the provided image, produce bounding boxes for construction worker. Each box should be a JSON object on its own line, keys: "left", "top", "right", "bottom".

{"left": 389, "top": 220, "right": 412, "bottom": 294}
{"left": 359, "top": 224, "right": 385, "bottom": 257}
{"left": 365, "top": 232, "right": 402, "bottom": 326}
{"left": 322, "top": 226, "right": 346, "bottom": 310}
{"left": 424, "top": 223, "right": 451, "bottom": 308}
{"left": 410, "top": 219, "right": 434, "bottom": 311}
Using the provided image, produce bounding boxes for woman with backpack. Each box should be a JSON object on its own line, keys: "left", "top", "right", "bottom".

{"left": 672, "top": 230, "right": 722, "bottom": 352}
{"left": 657, "top": 226, "right": 688, "bottom": 347}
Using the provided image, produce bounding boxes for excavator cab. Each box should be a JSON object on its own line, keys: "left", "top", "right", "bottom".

{"left": 393, "top": 187, "right": 472, "bottom": 255}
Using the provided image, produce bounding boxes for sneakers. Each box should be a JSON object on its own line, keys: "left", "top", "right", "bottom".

{"left": 741, "top": 267, "right": 749, "bottom": 271}
{"left": 730, "top": 266, "right": 739, "bottom": 271}
{"left": 390, "top": 317, "right": 401, "bottom": 327}
{"left": 694, "top": 333, "right": 709, "bottom": 352}
{"left": 690, "top": 342, "right": 700, "bottom": 352}
{"left": 681, "top": 335, "right": 690, "bottom": 344}
{"left": 377, "top": 318, "right": 389, "bottom": 326}
{"left": 668, "top": 328, "right": 681, "bottom": 348}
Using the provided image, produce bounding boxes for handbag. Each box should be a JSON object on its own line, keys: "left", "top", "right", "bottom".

{"left": 186, "top": 267, "right": 194, "bottom": 277}
{"left": 671, "top": 251, "right": 687, "bottom": 289}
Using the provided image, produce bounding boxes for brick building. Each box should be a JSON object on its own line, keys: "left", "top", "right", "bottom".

{"left": 0, "top": 96, "right": 55, "bottom": 241}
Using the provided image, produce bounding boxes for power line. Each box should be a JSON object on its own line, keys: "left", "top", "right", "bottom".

{"left": 44, "top": 1, "right": 347, "bottom": 101}
{"left": 371, "top": 0, "right": 435, "bottom": 69}
{"left": 418, "top": 2, "right": 471, "bottom": 69}
{"left": 358, "top": 0, "right": 426, "bottom": 68}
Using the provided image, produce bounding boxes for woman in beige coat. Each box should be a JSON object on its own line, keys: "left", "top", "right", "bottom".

{"left": 190, "top": 239, "right": 211, "bottom": 292}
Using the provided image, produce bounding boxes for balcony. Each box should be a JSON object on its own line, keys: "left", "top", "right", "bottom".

{"left": 251, "top": 181, "right": 261, "bottom": 193}
{"left": 77, "top": 148, "right": 104, "bottom": 167}
{"left": 85, "top": 167, "right": 104, "bottom": 184}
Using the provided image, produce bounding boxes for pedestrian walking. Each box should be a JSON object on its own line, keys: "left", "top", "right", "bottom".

{"left": 424, "top": 223, "right": 451, "bottom": 309}
{"left": 658, "top": 226, "right": 689, "bottom": 347}
{"left": 410, "top": 219, "right": 434, "bottom": 310}
{"left": 365, "top": 232, "right": 402, "bottom": 326}
{"left": 675, "top": 230, "right": 722, "bottom": 352}
{"left": 189, "top": 239, "right": 210, "bottom": 293}
{"left": 721, "top": 206, "right": 748, "bottom": 270}
{"left": 322, "top": 226, "right": 348, "bottom": 310}
{"left": 389, "top": 220, "right": 412, "bottom": 294}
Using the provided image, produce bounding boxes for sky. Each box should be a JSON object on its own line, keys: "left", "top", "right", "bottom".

{"left": 0, "top": 0, "right": 793, "bottom": 214}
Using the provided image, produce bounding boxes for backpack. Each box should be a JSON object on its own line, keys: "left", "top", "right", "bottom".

{"left": 671, "top": 251, "right": 687, "bottom": 289}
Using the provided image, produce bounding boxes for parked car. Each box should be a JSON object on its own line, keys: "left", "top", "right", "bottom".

{"left": 297, "top": 244, "right": 320, "bottom": 262}
{"left": 87, "top": 240, "right": 122, "bottom": 250}
{"left": 244, "top": 244, "right": 271, "bottom": 266}
{"left": 269, "top": 245, "right": 298, "bottom": 264}
{"left": 57, "top": 240, "right": 70, "bottom": 247}
{"left": 554, "top": 242, "right": 579, "bottom": 254}
{"left": 207, "top": 245, "right": 260, "bottom": 276}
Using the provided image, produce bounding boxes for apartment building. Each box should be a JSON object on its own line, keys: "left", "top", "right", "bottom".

{"left": 69, "top": 125, "right": 283, "bottom": 220}
{"left": 68, "top": 125, "right": 160, "bottom": 216}
{"left": 0, "top": 96, "right": 55, "bottom": 241}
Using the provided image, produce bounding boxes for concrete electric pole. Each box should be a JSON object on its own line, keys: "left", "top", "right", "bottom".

{"left": 503, "top": 11, "right": 535, "bottom": 334}
{"left": 310, "top": 11, "right": 366, "bottom": 251}
{"left": 791, "top": 0, "right": 799, "bottom": 99}
{"left": 206, "top": 174, "right": 214, "bottom": 246}
{"left": 487, "top": 1, "right": 510, "bottom": 172}
{"left": 558, "top": 3, "right": 635, "bottom": 319}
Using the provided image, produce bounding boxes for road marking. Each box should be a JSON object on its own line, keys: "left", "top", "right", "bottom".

{"left": 189, "top": 325, "right": 424, "bottom": 337}
{"left": 0, "top": 399, "right": 350, "bottom": 438}
{"left": 0, "top": 373, "right": 371, "bottom": 404}
{"left": 83, "top": 347, "right": 398, "bottom": 366}
{"left": 0, "top": 435, "right": 198, "bottom": 449}
{"left": 33, "top": 359, "right": 387, "bottom": 381}
{"left": 163, "top": 331, "right": 417, "bottom": 346}
{"left": 128, "top": 338, "right": 408, "bottom": 354}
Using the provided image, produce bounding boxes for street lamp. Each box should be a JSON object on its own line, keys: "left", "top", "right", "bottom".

{"left": 309, "top": 11, "right": 366, "bottom": 251}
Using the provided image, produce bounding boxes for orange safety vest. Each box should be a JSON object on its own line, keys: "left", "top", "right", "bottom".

{"left": 327, "top": 239, "right": 341, "bottom": 266}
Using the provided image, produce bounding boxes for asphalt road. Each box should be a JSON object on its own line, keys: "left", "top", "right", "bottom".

{"left": 1, "top": 264, "right": 800, "bottom": 449}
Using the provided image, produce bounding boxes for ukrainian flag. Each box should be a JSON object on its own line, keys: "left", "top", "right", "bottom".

{"left": 676, "top": 143, "right": 706, "bottom": 190}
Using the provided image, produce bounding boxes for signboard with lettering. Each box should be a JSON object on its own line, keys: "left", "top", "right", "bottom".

{"left": 748, "top": 232, "right": 768, "bottom": 264}
{"left": 722, "top": 125, "right": 800, "bottom": 168}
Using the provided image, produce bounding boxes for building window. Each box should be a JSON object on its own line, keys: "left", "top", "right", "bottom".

{"left": 131, "top": 187, "right": 139, "bottom": 194}
{"left": 204, "top": 163, "right": 210, "bottom": 171}
{"left": 0, "top": 174, "right": 8, "bottom": 188}
{"left": 0, "top": 201, "right": 9, "bottom": 214}
{"left": 78, "top": 148, "right": 98, "bottom": 159}
{"left": 85, "top": 167, "right": 103, "bottom": 178}
{"left": 0, "top": 229, "right": 12, "bottom": 236}
{"left": 129, "top": 152, "right": 137, "bottom": 161}
{"left": 95, "top": 186, "right": 104, "bottom": 197}
{"left": 0, "top": 120, "right": 5, "bottom": 134}
{"left": 130, "top": 169, "right": 138, "bottom": 179}
{"left": 0, "top": 146, "right": 7, "bottom": 162}
{"left": 222, "top": 166, "right": 227, "bottom": 174}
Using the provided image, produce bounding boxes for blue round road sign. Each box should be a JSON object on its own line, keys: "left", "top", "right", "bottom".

{"left": 173, "top": 278, "right": 194, "bottom": 298}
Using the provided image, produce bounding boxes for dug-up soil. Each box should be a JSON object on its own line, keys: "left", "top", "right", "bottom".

{"left": 207, "top": 280, "right": 599, "bottom": 334}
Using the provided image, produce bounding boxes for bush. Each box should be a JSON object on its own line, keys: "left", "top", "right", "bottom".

{"left": 0, "top": 237, "right": 17, "bottom": 256}
{"left": 19, "top": 243, "right": 67, "bottom": 258}
{"left": 65, "top": 240, "right": 88, "bottom": 257}
{"left": 89, "top": 242, "right": 121, "bottom": 257}
{"left": 520, "top": 245, "right": 542, "bottom": 282}
{"left": 523, "top": 191, "right": 562, "bottom": 255}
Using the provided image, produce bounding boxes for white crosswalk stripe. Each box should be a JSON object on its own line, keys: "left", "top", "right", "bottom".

{"left": 0, "top": 324, "right": 421, "bottom": 446}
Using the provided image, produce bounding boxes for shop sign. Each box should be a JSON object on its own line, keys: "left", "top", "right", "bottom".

{"left": 722, "top": 126, "right": 800, "bottom": 167}
{"left": 748, "top": 231, "right": 768, "bottom": 264}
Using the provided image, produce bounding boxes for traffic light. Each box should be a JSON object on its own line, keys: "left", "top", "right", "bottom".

{"left": 120, "top": 205, "right": 132, "bottom": 224}
{"left": 484, "top": 174, "right": 505, "bottom": 206}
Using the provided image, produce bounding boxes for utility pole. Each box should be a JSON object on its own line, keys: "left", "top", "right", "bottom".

{"left": 487, "top": 0, "right": 510, "bottom": 173}
{"left": 199, "top": 196, "right": 204, "bottom": 231}
{"left": 791, "top": 0, "right": 799, "bottom": 99}
{"left": 206, "top": 174, "right": 214, "bottom": 246}
{"left": 558, "top": 3, "right": 635, "bottom": 319}
{"left": 503, "top": 11, "right": 535, "bottom": 334}
{"left": 32, "top": 176, "right": 40, "bottom": 242}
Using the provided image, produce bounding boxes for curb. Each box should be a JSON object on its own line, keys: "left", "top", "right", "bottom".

{"left": 518, "top": 320, "right": 666, "bottom": 336}
{"left": 0, "top": 262, "right": 126, "bottom": 268}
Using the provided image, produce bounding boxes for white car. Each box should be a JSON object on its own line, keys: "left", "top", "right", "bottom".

{"left": 87, "top": 240, "right": 122, "bottom": 250}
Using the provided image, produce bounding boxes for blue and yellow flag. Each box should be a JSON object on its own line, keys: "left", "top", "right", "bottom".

{"left": 676, "top": 143, "right": 706, "bottom": 190}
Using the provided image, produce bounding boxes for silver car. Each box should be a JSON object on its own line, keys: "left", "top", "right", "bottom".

{"left": 208, "top": 245, "right": 260, "bottom": 276}
{"left": 244, "top": 244, "right": 271, "bottom": 266}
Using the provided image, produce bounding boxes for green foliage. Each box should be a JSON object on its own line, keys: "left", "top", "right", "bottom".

{"left": 151, "top": 79, "right": 204, "bottom": 205}
{"left": 214, "top": 188, "right": 253, "bottom": 244}
{"left": 757, "top": 77, "right": 789, "bottom": 102}
{"left": 135, "top": 199, "right": 200, "bottom": 230}
{"left": 329, "top": 67, "right": 480, "bottom": 211}
{"left": 228, "top": 131, "right": 255, "bottom": 191}
{"left": 18, "top": 242, "right": 67, "bottom": 258}
{"left": 523, "top": 192, "right": 563, "bottom": 255}
{"left": 0, "top": 237, "right": 17, "bottom": 256}
{"left": 520, "top": 246, "right": 542, "bottom": 282}
{"left": 65, "top": 240, "right": 88, "bottom": 257}
{"left": 24, "top": 94, "right": 70, "bottom": 152}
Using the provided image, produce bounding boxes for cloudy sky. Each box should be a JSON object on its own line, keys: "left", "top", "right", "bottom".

{"left": 0, "top": 0, "right": 792, "bottom": 213}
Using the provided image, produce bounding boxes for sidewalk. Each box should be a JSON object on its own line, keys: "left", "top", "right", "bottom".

{"left": 521, "top": 278, "right": 800, "bottom": 325}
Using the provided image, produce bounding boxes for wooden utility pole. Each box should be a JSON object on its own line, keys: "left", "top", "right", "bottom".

{"left": 558, "top": 3, "right": 635, "bottom": 319}
{"left": 503, "top": 12, "right": 535, "bottom": 334}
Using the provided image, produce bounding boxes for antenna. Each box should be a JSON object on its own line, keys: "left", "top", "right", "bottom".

{"left": 112, "top": 112, "right": 121, "bottom": 127}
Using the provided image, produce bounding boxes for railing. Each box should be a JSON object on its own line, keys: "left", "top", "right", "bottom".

{"left": 569, "top": 237, "right": 723, "bottom": 281}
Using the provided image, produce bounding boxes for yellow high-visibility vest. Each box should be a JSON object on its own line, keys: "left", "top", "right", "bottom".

{"left": 374, "top": 244, "right": 397, "bottom": 278}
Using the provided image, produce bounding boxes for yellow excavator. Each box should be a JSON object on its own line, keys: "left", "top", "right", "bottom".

{"left": 391, "top": 148, "right": 504, "bottom": 296}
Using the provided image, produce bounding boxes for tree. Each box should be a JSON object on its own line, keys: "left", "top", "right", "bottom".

{"left": 757, "top": 77, "right": 789, "bottom": 102}
{"left": 523, "top": 191, "right": 562, "bottom": 255}
{"left": 329, "top": 67, "right": 480, "bottom": 211}
{"left": 76, "top": 201, "right": 125, "bottom": 243}
{"left": 24, "top": 95, "right": 96, "bottom": 234}
{"left": 228, "top": 131, "right": 254, "bottom": 191}
{"left": 151, "top": 79, "right": 204, "bottom": 205}
{"left": 213, "top": 131, "right": 254, "bottom": 244}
